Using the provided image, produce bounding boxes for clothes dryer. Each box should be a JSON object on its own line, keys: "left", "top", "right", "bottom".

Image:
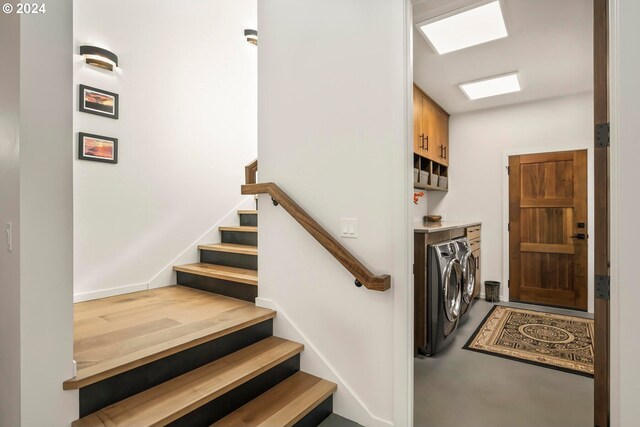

{"left": 424, "top": 240, "right": 463, "bottom": 356}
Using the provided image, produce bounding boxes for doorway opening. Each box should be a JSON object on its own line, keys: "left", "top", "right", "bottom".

{"left": 409, "top": 0, "right": 609, "bottom": 426}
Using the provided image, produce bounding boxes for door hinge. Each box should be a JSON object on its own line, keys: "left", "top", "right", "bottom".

{"left": 595, "top": 123, "right": 610, "bottom": 148}
{"left": 508, "top": 222, "right": 511, "bottom": 232}
{"left": 508, "top": 280, "right": 510, "bottom": 288}
{"left": 506, "top": 165, "right": 510, "bottom": 175}
{"left": 595, "top": 275, "right": 610, "bottom": 300}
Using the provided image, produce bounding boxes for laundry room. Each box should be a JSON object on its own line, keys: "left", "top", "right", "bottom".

{"left": 410, "top": 1, "right": 599, "bottom": 426}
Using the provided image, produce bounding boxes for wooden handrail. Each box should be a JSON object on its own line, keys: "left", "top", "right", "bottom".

{"left": 245, "top": 159, "right": 258, "bottom": 185}
{"left": 242, "top": 182, "right": 391, "bottom": 291}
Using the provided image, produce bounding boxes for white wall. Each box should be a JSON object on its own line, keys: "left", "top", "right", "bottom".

{"left": 427, "top": 93, "right": 595, "bottom": 310}
{"left": 0, "top": 11, "right": 22, "bottom": 427}
{"left": 73, "top": 0, "right": 257, "bottom": 300}
{"left": 257, "top": 1, "right": 411, "bottom": 426}
{"left": 0, "top": 2, "right": 78, "bottom": 426}
{"left": 611, "top": 0, "right": 640, "bottom": 424}
{"left": 412, "top": 189, "right": 429, "bottom": 223}
{"left": 20, "top": 3, "right": 78, "bottom": 424}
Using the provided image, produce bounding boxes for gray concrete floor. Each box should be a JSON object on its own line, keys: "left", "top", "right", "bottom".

{"left": 319, "top": 414, "right": 362, "bottom": 427}
{"left": 414, "top": 300, "right": 594, "bottom": 427}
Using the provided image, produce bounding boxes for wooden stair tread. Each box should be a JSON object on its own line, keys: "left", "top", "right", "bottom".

{"left": 198, "top": 243, "right": 258, "bottom": 256}
{"left": 174, "top": 263, "right": 258, "bottom": 286}
{"left": 211, "top": 372, "right": 337, "bottom": 427}
{"left": 64, "top": 286, "right": 274, "bottom": 390}
{"left": 219, "top": 226, "right": 258, "bottom": 233}
{"left": 72, "top": 337, "right": 304, "bottom": 427}
{"left": 238, "top": 210, "right": 258, "bottom": 214}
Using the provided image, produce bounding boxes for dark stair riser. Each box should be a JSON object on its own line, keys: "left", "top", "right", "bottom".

{"left": 79, "top": 320, "right": 273, "bottom": 417}
{"left": 168, "top": 354, "right": 301, "bottom": 427}
{"left": 239, "top": 213, "right": 258, "bottom": 227}
{"left": 177, "top": 271, "right": 257, "bottom": 302}
{"left": 221, "top": 230, "right": 257, "bottom": 246}
{"left": 200, "top": 249, "right": 257, "bottom": 271}
{"left": 294, "top": 396, "right": 333, "bottom": 427}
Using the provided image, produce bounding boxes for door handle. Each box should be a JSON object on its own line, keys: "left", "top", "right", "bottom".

{"left": 425, "top": 135, "right": 429, "bottom": 151}
{"left": 570, "top": 233, "right": 588, "bottom": 240}
{"left": 419, "top": 134, "right": 424, "bottom": 148}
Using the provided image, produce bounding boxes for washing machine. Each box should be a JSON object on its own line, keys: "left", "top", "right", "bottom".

{"left": 423, "top": 240, "right": 463, "bottom": 356}
{"left": 454, "top": 237, "right": 477, "bottom": 317}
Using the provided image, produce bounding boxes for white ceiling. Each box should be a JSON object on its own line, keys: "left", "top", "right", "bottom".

{"left": 412, "top": 0, "right": 593, "bottom": 114}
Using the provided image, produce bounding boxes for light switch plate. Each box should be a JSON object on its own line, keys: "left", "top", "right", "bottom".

{"left": 5, "top": 222, "right": 12, "bottom": 252}
{"left": 340, "top": 218, "right": 358, "bottom": 238}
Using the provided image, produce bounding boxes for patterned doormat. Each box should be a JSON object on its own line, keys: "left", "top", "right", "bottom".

{"left": 463, "top": 305, "right": 594, "bottom": 377}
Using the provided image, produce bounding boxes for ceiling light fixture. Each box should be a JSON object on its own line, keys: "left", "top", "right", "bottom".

{"left": 417, "top": 0, "right": 508, "bottom": 55}
{"left": 80, "top": 45, "right": 118, "bottom": 71}
{"left": 244, "top": 29, "right": 258, "bottom": 46}
{"left": 459, "top": 72, "right": 521, "bottom": 100}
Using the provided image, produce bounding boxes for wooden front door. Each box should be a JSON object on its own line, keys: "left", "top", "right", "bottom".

{"left": 509, "top": 150, "right": 588, "bottom": 311}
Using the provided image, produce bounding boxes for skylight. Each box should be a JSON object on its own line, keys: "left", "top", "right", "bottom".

{"left": 417, "top": 0, "right": 508, "bottom": 55}
{"left": 459, "top": 72, "right": 521, "bottom": 100}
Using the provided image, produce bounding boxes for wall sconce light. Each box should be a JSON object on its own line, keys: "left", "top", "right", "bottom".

{"left": 80, "top": 45, "right": 119, "bottom": 71}
{"left": 244, "top": 29, "right": 258, "bottom": 46}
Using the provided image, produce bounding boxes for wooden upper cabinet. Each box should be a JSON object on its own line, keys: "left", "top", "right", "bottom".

{"left": 413, "top": 87, "right": 425, "bottom": 156}
{"left": 413, "top": 84, "right": 449, "bottom": 166}
{"left": 435, "top": 107, "right": 449, "bottom": 166}
{"left": 422, "top": 97, "right": 437, "bottom": 161}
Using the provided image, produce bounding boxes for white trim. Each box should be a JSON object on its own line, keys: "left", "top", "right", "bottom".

{"left": 399, "top": 1, "right": 415, "bottom": 426}
{"left": 73, "top": 282, "right": 147, "bottom": 303}
{"left": 501, "top": 145, "right": 595, "bottom": 312}
{"left": 255, "top": 297, "right": 393, "bottom": 427}
{"left": 608, "top": 0, "right": 620, "bottom": 424}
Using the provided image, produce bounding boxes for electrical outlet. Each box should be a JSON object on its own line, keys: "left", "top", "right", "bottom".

{"left": 340, "top": 218, "right": 358, "bottom": 238}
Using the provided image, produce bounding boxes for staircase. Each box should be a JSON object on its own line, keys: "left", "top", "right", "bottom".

{"left": 68, "top": 208, "right": 338, "bottom": 426}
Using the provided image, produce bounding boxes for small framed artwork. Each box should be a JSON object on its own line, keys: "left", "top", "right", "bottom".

{"left": 78, "top": 132, "right": 118, "bottom": 164}
{"left": 79, "top": 84, "right": 119, "bottom": 119}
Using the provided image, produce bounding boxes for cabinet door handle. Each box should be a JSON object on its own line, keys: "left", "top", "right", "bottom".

{"left": 443, "top": 146, "right": 447, "bottom": 159}
{"left": 425, "top": 135, "right": 429, "bottom": 151}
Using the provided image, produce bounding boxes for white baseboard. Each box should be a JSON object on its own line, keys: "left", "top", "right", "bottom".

{"left": 74, "top": 198, "right": 255, "bottom": 302}
{"left": 74, "top": 282, "right": 148, "bottom": 303}
{"left": 256, "top": 297, "right": 394, "bottom": 427}
{"left": 148, "top": 198, "right": 255, "bottom": 290}
{"left": 478, "top": 293, "right": 510, "bottom": 303}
